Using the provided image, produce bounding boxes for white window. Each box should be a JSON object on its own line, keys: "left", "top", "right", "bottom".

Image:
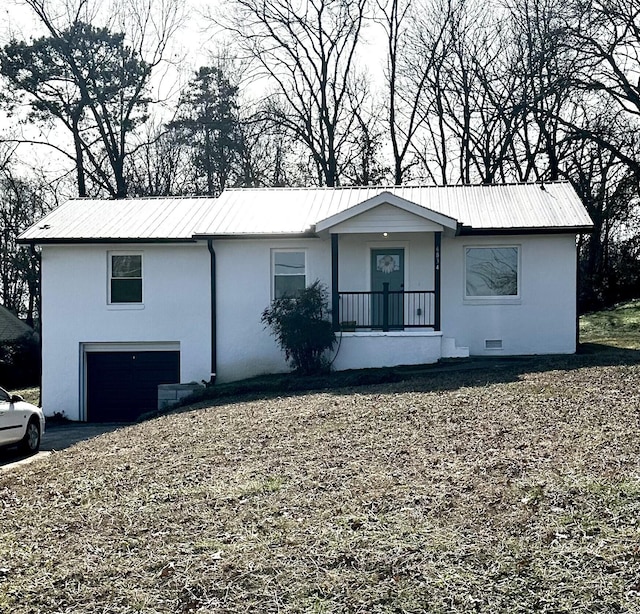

{"left": 109, "top": 253, "right": 143, "bottom": 303}
{"left": 465, "top": 246, "right": 519, "bottom": 298}
{"left": 273, "top": 250, "right": 306, "bottom": 299}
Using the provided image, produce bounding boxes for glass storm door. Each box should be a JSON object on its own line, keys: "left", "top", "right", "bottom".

{"left": 371, "top": 248, "right": 404, "bottom": 329}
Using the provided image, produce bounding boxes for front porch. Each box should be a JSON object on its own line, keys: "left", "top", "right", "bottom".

{"left": 337, "top": 288, "right": 437, "bottom": 331}
{"left": 329, "top": 232, "right": 442, "bottom": 333}
{"left": 331, "top": 329, "right": 444, "bottom": 371}
{"left": 314, "top": 191, "right": 469, "bottom": 366}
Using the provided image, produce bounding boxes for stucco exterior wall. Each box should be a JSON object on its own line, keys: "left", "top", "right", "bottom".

{"left": 213, "top": 237, "right": 331, "bottom": 382}
{"left": 41, "top": 243, "right": 212, "bottom": 419}
{"left": 39, "top": 231, "right": 578, "bottom": 419}
{"left": 440, "top": 234, "right": 577, "bottom": 355}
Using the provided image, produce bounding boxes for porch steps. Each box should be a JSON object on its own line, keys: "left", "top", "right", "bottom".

{"left": 441, "top": 337, "right": 470, "bottom": 359}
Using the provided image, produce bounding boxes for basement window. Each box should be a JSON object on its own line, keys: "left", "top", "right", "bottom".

{"left": 109, "top": 253, "right": 143, "bottom": 304}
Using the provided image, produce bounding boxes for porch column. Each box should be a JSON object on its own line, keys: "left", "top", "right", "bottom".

{"left": 434, "top": 231, "right": 441, "bottom": 331}
{"left": 331, "top": 233, "right": 340, "bottom": 332}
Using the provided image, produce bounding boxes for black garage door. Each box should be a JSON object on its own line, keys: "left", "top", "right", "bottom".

{"left": 86, "top": 351, "right": 180, "bottom": 422}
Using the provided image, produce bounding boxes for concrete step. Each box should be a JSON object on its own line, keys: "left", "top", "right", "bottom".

{"left": 441, "top": 337, "right": 470, "bottom": 358}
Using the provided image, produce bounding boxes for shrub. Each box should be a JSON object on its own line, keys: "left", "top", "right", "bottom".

{"left": 261, "top": 280, "right": 336, "bottom": 375}
{"left": 0, "top": 331, "right": 40, "bottom": 388}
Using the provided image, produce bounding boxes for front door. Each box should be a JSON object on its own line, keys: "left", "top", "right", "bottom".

{"left": 371, "top": 248, "right": 404, "bottom": 329}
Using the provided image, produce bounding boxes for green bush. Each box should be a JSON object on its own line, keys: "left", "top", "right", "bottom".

{"left": 0, "top": 332, "right": 40, "bottom": 388}
{"left": 261, "top": 280, "right": 336, "bottom": 376}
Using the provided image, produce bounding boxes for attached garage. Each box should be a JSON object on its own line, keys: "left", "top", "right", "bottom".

{"left": 84, "top": 344, "right": 180, "bottom": 422}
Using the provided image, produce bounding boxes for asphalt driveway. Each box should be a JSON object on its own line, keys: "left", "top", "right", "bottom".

{"left": 0, "top": 422, "right": 129, "bottom": 471}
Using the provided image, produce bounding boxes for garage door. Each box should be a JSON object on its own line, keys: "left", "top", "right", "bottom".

{"left": 86, "top": 351, "right": 180, "bottom": 422}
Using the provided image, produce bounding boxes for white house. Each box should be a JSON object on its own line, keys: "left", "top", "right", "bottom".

{"left": 18, "top": 183, "right": 593, "bottom": 422}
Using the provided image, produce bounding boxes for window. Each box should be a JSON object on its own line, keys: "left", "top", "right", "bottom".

{"left": 465, "top": 246, "right": 519, "bottom": 298}
{"left": 109, "top": 253, "right": 142, "bottom": 303}
{"left": 273, "top": 251, "right": 306, "bottom": 298}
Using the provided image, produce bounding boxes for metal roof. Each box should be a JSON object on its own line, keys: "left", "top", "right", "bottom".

{"left": 18, "top": 197, "right": 215, "bottom": 242}
{"left": 19, "top": 182, "right": 592, "bottom": 243}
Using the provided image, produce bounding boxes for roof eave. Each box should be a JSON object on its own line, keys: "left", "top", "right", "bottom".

{"left": 457, "top": 225, "right": 594, "bottom": 236}
{"left": 17, "top": 237, "right": 199, "bottom": 245}
{"left": 192, "top": 231, "right": 318, "bottom": 240}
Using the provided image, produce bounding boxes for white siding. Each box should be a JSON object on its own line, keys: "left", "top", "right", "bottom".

{"left": 330, "top": 204, "right": 445, "bottom": 234}
{"left": 41, "top": 243, "right": 212, "bottom": 420}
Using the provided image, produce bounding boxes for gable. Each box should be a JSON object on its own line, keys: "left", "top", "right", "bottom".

{"left": 328, "top": 202, "right": 446, "bottom": 234}
{"left": 315, "top": 191, "right": 459, "bottom": 234}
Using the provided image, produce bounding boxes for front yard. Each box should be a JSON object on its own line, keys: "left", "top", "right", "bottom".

{"left": 1, "top": 343, "right": 640, "bottom": 612}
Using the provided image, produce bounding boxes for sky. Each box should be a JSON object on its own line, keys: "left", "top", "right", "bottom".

{"left": 0, "top": 0, "right": 386, "bottom": 188}
{"left": 0, "top": 0, "right": 212, "bottom": 182}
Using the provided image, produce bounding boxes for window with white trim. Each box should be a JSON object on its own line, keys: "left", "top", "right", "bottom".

{"left": 109, "top": 253, "right": 143, "bottom": 303}
{"left": 465, "top": 246, "right": 519, "bottom": 298}
{"left": 273, "top": 250, "right": 306, "bottom": 299}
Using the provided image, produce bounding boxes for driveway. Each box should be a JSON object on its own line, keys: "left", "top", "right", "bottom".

{"left": 0, "top": 422, "right": 129, "bottom": 471}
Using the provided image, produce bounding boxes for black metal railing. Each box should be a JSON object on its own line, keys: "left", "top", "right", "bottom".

{"left": 338, "top": 284, "right": 436, "bottom": 331}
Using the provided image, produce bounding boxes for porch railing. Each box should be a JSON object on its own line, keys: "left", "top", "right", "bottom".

{"left": 338, "top": 284, "right": 436, "bottom": 331}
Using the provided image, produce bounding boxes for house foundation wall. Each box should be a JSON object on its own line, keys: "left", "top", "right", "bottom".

{"left": 331, "top": 331, "right": 443, "bottom": 371}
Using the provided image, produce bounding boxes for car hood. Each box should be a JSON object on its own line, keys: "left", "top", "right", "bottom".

{"left": 12, "top": 400, "right": 44, "bottom": 415}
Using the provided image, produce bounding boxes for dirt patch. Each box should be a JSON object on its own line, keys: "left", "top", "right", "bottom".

{"left": 0, "top": 359, "right": 639, "bottom": 612}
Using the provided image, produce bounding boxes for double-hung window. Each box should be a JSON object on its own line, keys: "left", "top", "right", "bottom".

{"left": 109, "top": 253, "right": 143, "bottom": 304}
{"left": 465, "top": 246, "right": 519, "bottom": 298}
{"left": 273, "top": 250, "right": 306, "bottom": 299}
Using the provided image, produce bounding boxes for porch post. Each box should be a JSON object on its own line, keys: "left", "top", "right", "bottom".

{"left": 331, "top": 233, "right": 339, "bottom": 332}
{"left": 434, "top": 231, "right": 441, "bottom": 331}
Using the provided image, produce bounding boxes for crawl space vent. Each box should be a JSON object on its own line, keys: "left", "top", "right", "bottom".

{"left": 485, "top": 339, "right": 503, "bottom": 350}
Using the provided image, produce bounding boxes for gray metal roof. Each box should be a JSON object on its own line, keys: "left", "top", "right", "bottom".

{"left": 18, "top": 197, "right": 215, "bottom": 242}
{"left": 19, "top": 182, "right": 592, "bottom": 242}
{"left": 0, "top": 305, "right": 32, "bottom": 342}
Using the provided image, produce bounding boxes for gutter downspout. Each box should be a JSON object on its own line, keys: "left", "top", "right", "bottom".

{"left": 207, "top": 239, "right": 217, "bottom": 385}
{"left": 576, "top": 235, "right": 581, "bottom": 352}
{"left": 31, "top": 244, "right": 43, "bottom": 407}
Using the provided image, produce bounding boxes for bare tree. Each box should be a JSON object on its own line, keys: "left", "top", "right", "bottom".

{"left": 0, "top": 0, "right": 183, "bottom": 197}
{"left": 218, "top": 0, "right": 368, "bottom": 187}
{"left": 390, "top": 0, "right": 457, "bottom": 184}
{"left": 377, "top": 0, "right": 452, "bottom": 184}
{"left": 549, "top": 0, "right": 640, "bottom": 179}
{"left": 0, "top": 159, "right": 57, "bottom": 324}
{"left": 126, "top": 120, "right": 192, "bottom": 196}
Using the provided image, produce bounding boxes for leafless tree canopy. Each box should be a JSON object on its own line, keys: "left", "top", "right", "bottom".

{"left": 1, "top": 0, "right": 639, "bottom": 317}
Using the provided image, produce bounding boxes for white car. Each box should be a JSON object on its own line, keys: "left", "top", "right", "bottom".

{"left": 0, "top": 387, "right": 45, "bottom": 454}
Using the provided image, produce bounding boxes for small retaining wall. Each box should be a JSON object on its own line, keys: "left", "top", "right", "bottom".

{"left": 158, "top": 383, "right": 205, "bottom": 410}
{"left": 331, "top": 331, "right": 443, "bottom": 371}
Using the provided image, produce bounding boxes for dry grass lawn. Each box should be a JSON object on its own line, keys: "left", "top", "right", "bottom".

{"left": 1, "top": 350, "right": 640, "bottom": 613}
